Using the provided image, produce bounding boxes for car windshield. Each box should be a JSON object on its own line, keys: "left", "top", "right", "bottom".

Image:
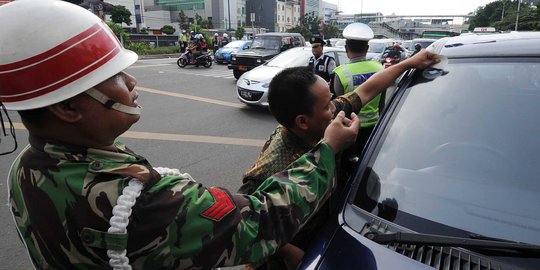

{"left": 354, "top": 58, "right": 540, "bottom": 246}
{"left": 265, "top": 49, "right": 312, "bottom": 68}
{"left": 224, "top": 41, "right": 245, "bottom": 49}
{"left": 368, "top": 43, "right": 388, "bottom": 53}
{"left": 251, "top": 36, "right": 281, "bottom": 50}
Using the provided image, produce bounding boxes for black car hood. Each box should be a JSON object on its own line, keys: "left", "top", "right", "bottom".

{"left": 233, "top": 49, "right": 279, "bottom": 58}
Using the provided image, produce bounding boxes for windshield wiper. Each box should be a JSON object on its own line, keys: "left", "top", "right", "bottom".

{"left": 252, "top": 46, "right": 266, "bottom": 49}
{"left": 365, "top": 231, "right": 540, "bottom": 254}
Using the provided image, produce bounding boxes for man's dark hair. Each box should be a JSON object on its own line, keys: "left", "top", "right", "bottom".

{"left": 345, "top": 39, "right": 369, "bottom": 54}
{"left": 268, "top": 66, "right": 318, "bottom": 128}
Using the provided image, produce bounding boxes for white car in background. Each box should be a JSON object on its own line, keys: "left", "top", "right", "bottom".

{"left": 237, "top": 46, "right": 348, "bottom": 107}
{"left": 367, "top": 38, "right": 395, "bottom": 61}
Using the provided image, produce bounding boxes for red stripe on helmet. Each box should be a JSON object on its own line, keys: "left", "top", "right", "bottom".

{"left": 0, "top": 22, "right": 120, "bottom": 103}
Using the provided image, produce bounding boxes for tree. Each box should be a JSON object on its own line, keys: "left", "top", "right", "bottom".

{"left": 323, "top": 21, "right": 340, "bottom": 38}
{"left": 106, "top": 21, "right": 127, "bottom": 45}
{"left": 287, "top": 12, "right": 321, "bottom": 40}
{"left": 161, "top": 25, "right": 176, "bottom": 35}
{"left": 110, "top": 5, "right": 131, "bottom": 26}
{"left": 178, "top": 10, "right": 190, "bottom": 31}
{"left": 235, "top": 26, "right": 245, "bottom": 39}
{"left": 467, "top": 0, "right": 538, "bottom": 31}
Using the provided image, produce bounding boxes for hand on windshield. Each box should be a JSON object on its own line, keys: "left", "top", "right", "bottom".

{"left": 403, "top": 50, "right": 441, "bottom": 69}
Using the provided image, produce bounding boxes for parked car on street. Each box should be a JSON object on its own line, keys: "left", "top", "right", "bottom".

{"left": 229, "top": 32, "right": 306, "bottom": 79}
{"left": 214, "top": 40, "right": 252, "bottom": 64}
{"left": 237, "top": 46, "right": 348, "bottom": 107}
{"left": 299, "top": 32, "right": 540, "bottom": 270}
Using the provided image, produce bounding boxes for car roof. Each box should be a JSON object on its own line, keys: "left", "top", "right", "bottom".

{"left": 256, "top": 32, "right": 303, "bottom": 37}
{"left": 286, "top": 46, "right": 345, "bottom": 52}
{"left": 429, "top": 32, "right": 540, "bottom": 58}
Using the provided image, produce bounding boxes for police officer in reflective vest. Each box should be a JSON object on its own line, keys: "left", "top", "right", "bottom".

{"left": 308, "top": 37, "right": 336, "bottom": 83}
{"left": 333, "top": 23, "right": 384, "bottom": 155}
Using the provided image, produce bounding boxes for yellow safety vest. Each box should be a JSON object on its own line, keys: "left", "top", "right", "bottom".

{"left": 334, "top": 61, "right": 383, "bottom": 127}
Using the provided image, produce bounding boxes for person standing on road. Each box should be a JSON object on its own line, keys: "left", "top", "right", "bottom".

{"left": 240, "top": 50, "right": 441, "bottom": 270}
{"left": 1, "top": 1, "right": 361, "bottom": 269}
{"left": 333, "top": 23, "right": 385, "bottom": 156}
{"left": 213, "top": 33, "right": 220, "bottom": 53}
{"left": 308, "top": 37, "right": 336, "bottom": 84}
{"left": 180, "top": 30, "right": 188, "bottom": 53}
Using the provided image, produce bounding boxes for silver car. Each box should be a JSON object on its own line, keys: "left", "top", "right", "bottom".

{"left": 237, "top": 46, "right": 348, "bottom": 107}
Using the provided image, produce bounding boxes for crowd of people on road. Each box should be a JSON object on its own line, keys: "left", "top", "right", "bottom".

{"left": 1, "top": 1, "right": 441, "bottom": 269}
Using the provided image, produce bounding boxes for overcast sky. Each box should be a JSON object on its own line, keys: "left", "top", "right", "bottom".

{"left": 326, "top": 0, "right": 497, "bottom": 16}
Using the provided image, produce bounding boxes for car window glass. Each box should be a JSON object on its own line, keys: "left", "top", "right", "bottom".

{"left": 335, "top": 51, "right": 349, "bottom": 66}
{"left": 353, "top": 59, "right": 540, "bottom": 245}
{"left": 293, "top": 36, "right": 303, "bottom": 47}
{"left": 265, "top": 48, "right": 311, "bottom": 68}
{"left": 368, "top": 42, "right": 389, "bottom": 53}
{"left": 251, "top": 36, "right": 280, "bottom": 50}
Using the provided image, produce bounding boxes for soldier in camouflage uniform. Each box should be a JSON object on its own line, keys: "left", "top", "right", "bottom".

{"left": 1, "top": 1, "right": 362, "bottom": 269}
{"left": 240, "top": 50, "right": 441, "bottom": 269}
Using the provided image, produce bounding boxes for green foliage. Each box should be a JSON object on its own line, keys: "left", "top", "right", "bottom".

{"left": 467, "top": 0, "right": 539, "bottom": 31}
{"left": 125, "top": 42, "right": 179, "bottom": 55}
{"left": 110, "top": 5, "right": 132, "bottom": 26}
{"left": 178, "top": 10, "right": 190, "bottom": 30}
{"left": 140, "top": 28, "right": 149, "bottom": 34}
{"left": 190, "top": 24, "right": 202, "bottom": 33}
{"left": 125, "top": 42, "right": 150, "bottom": 54}
{"left": 288, "top": 12, "right": 322, "bottom": 40}
{"left": 161, "top": 25, "right": 176, "bottom": 35}
{"left": 235, "top": 27, "right": 245, "bottom": 39}
{"left": 323, "top": 21, "right": 340, "bottom": 38}
{"left": 288, "top": 25, "right": 311, "bottom": 39}
{"left": 106, "top": 21, "right": 128, "bottom": 44}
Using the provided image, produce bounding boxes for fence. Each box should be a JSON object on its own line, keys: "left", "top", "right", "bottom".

{"left": 126, "top": 34, "right": 178, "bottom": 47}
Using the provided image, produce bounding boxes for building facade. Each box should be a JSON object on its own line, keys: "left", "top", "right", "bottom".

{"left": 276, "top": 0, "right": 301, "bottom": 32}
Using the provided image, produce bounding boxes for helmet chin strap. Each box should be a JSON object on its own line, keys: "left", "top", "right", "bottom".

{"left": 85, "top": 88, "right": 142, "bottom": 115}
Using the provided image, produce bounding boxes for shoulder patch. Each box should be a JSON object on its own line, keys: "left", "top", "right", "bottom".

{"left": 201, "top": 188, "right": 236, "bottom": 221}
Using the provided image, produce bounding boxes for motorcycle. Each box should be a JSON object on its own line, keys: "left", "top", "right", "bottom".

{"left": 177, "top": 51, "right": 213, "bottom": 68}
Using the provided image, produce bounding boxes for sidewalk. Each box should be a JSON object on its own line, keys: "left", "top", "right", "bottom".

{"left": 138, "top": 53, "right": 181, "bottom": 60}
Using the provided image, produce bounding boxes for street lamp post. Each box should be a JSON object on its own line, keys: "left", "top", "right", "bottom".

{"left": 227, "top": 0, "right": 231, "bottom": 31}
{"left": 515, "top": 0, "right": 521, "bottom": 31}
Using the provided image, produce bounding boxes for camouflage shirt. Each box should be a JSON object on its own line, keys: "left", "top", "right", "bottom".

{"left": 8, "top": 136, "right": 336, "bottom": 269}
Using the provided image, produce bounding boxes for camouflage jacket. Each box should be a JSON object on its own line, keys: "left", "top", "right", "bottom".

{"left": 8, "top": 136, "right": 336, "bottom": 269}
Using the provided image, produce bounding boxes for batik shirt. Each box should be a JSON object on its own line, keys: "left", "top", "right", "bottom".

{"left": 240, "top": 91, "right": 362, "bottom": 195}
{"left": 8, "top": 136, "right": 336, "bottom": 269}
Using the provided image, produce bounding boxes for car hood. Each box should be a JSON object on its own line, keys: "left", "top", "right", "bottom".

{"left": 242, "top": 65, "right": 283, "bottom": 82}
{"left": 233, "top": 49, "right": 279, "bottom": 58}
{"left": 218, "top": 48, "right": 239, "bottom": 54}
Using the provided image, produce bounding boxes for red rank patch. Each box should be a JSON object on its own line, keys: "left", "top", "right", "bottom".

{"left": 201, "top": 188, "right": 236, "bottom": 221}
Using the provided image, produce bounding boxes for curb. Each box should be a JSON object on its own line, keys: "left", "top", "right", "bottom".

{"left": 138, "top": 53, "right": 181, "bottom": 60}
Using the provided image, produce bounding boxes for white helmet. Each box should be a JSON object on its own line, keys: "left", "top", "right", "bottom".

{"left": 0, "top": 0, "right": 138, "bottom": 110}
{"left": 342, "top": 23, "right": 374, "bottom": 41}
{"left": 214, "top": 33, "right": 218, "bottom": 36}
{"left": 223, "top": 33, "right": 228, "bottom": 38}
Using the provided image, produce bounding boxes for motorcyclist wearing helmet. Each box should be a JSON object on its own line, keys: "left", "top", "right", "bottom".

{"left": 333, "top": 22, "right": 385, "bottom": 156}
{"left": 221, "top": 33, "right": 229, "bottom": 47}
{"left": 213, "top": 33, "right": 220, "bottom": 53}
{"left": 1, "top": 1, "right": 362, "bottom": 269}
{"left": 385, "top": 43, "right": 403, "bottom": 59}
